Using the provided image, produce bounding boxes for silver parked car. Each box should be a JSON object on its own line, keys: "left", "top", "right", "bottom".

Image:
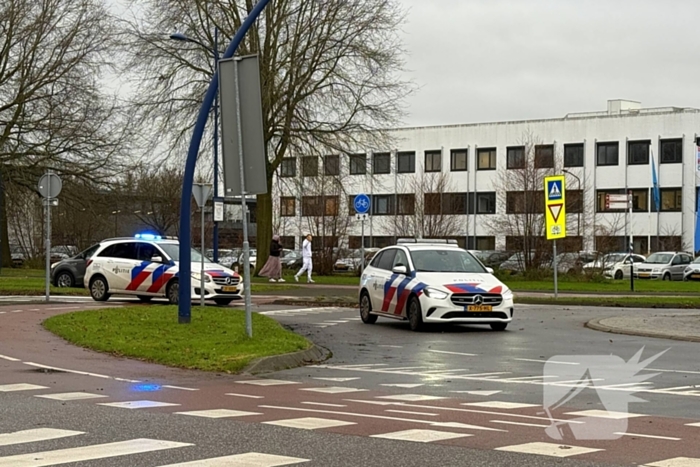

{"left": 683, "top": 256, "right": 700, "bottom": 281}
{"left": 635, "top": 251, "right": 693, "bottom": 281}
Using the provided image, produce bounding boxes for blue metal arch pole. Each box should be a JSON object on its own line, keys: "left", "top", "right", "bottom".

{"left": 178, "top": 0, "right": 271, "bottom": 324}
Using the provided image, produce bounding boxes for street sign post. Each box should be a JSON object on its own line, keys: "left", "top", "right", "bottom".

{"left": 38, "top": 172, "right": 62, "bottom": 302}
{"left": 192, "top": 184, "right": 212, "bottom": 308}
{"left": 354, "top": 194, "right": 371, "bottom": 271}
{"left": 544, "top": 175, "right": 566, "bottom": 298}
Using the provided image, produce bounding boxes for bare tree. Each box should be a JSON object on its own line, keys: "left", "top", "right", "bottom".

{"left": 0, "top": 0, "right": 133, "bottom": 266}
{"left": 120, "top": 0, "right": 414, "bottom": 272}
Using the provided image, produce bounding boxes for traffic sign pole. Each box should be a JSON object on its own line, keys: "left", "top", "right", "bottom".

{"left": 38, "top": 172, "right": 62, "bottom": 303}
{"left": 629, "top": 191, "right": 635, "bottom": 292}
{"left": 354, "top": 194, "right": 371, "bottom": 272}
{"left": 553, "top": 240, "right": 558, "bottom": 299}
{"left": 544, "top": 175, "right": 566, "bottom": 299}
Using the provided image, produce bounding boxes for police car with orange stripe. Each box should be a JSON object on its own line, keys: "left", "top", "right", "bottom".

{"left": 359, "top": 239, "right": 514, "bottom": 331}
{"left": 84, "top": 234, "right": 242, "bottom": 305}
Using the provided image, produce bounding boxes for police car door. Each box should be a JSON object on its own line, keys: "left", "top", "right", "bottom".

{"left": 127, "top": 242, "right": 161, "bottom": 294}
{"left": 373, "top": 249, "right": 397, "bottom": 313}
{"left": 105, "top": 242, "right": 139, "bottom": 292}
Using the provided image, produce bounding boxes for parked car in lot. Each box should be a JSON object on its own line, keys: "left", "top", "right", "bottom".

{"left": 498, "top": 251, "right": 550, "bottom": 274}
{"left": 334, "top": 248, "right": 378, "bottom": 272}
{"left": 683, "top": 256, "right": 700, "bottom": 281}
{"left": 553, "top": 251, "right": 598, "bottom": 274}
{"left": 282, "top": 250, "right": 302, "bottom": 269}
{"left": 51, "top": 244, "right": 101, "bottom": 288}
{"left": 584, "top": 252, "right": 646, "bottom": 279}
{"left": 635, "top": 251, "right": 693, "bottom": 281}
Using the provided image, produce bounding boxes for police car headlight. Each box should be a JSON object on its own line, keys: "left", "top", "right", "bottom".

{"left": 192, "top": 272, "right": 212, "bottom": 283}
{"left": 424, "top": 287, "right": 448, "bottom": 300}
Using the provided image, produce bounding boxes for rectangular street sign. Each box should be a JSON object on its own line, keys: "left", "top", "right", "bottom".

{"left": 544, "top": 175, "right": 566, "bottom": 240}
{"left": 606, "top": 194, "right": 628, "bottom": 203}
{"left": 219, "top": 55, "right": 268, "bottom": 196}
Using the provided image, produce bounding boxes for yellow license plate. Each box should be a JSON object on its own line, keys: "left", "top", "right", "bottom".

{"left": 467, "top": 305, "right": 492, "bottom": 312}
{"left": 639, "top": 273, "right": 650, "bottom": 277}
{"left": 692, "top": 274, "right": 700, "bottom": 279}
{"left": 222, "top": 286, "right": 237, "bottom": 292}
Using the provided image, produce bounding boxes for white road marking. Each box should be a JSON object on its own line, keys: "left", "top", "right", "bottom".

{"left": 422, "top": 369, "right": 470, "bottom": 375}
{"left": 0, "top": 428, "right": 83, "bottom": 447}
{"left": 11, "top": 310, "right": 24, "bottom": 313}
{"left": 645, "top": 368, "right": 700, "bottom": 375}
{"left": 514, "top": 358, "right": 580, "bottom": 365}
{"left": 226, "top": 393, "right": 265, "bottom": 399}
{"left": 0, "top": 311, "right": 5, "bottom": 314}
{"left": 0, "top": 354, "right": 20, "bottom": 362}
{"left": 259, "top": 405, "right": 505, "bottom": 432}
{"left": 378, "top": 345, "right": 403, "bottom": 348}
{"left": 564, "top": 410, "right": 646, "bottom": 420}
{"left": 335, "top": 363, "right": 388, "bottom": 368}
{"left": 385, "top": 409, "right": 439, "bottom": 417}
{"left": 462, "top": 401, "right": 539, "bottom": 410}
{"left": 375, "top": 366, "right": 430, "bottom": 372}
{"left": 264, "top": 417, "right": 356, "bottom": 430}
{"left": 175, "top": 409, "right": 261, "bottom": 418}
{"left": 453, "top": 372, "right": 511, "bottom": 378}
{"left": 324, "top": 320, "right": 349, "bottom": 323}
{"left": 685, "top": 422, "right": 700, "bottom": 427}
{"left": 300, "top": 387, "right": 367, "bottom": 394}
{"left": 301, "top": 402, "right": 347, "bottom": 408}
{"left": 319, "top": 322, "right": 338, "bottom": 326}
{"left": 99, "top": 400, "right": 180, "bottom": 409}
{"left": 237, "top": 379, "right": 300, "bottom": 386}
{"left": 23, "top": 362, "right": 111, "bottom": 379}
{"left": 0, "top": 438, "right": 192, "bottom": 467}
{"left": 157, "top": 452, "right": 310, "bottom": 466}
{"left": 614, "top": 432, "right": 681, "bottom": 441}
{"left": 491, "top": 420, "right": 549, "bottom": 428}
{"left": 313, "top": 377, "right": 360, "bottom": 382}
{"left": 451, "top": 390, "right": 502, "bottom": 396}
{"left": 502, "top": 375, "right": 558, "bottom": 381}
{"left": 495, "top": 441, "right": 603, "bottom": 458}
{"left": 0, "top": 383, "right": 48, "bottom": 392}
{"left": 380, "top": 383, "right": 424, "bottom": 388}
{"left": 36, "top": 392, "right": 108, "bottom": 401}
{"left": 645, "top": 457, "right": 700, "bottom": 466}
{"left": 377, "top": 394, "right": 446, "bottom": 402}
{"left": 162, "top": 385, "right": 199, "bottom": 391}
{"left": 371, "top": 429, "right": 470, "bottom": 443}
{"left": 428, "top": 350, "right": 477, "bottom": 357}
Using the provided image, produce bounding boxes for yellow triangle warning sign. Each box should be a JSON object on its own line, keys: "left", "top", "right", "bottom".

{"left": 548, "top": 203, "right": 563, "bottom": 222}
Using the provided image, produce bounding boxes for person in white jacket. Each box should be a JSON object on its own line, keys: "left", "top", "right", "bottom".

{"left": 295, "top": 234, "right": 314, "bottom": 283}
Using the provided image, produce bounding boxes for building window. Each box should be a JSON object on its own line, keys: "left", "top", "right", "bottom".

{"left": 631, "top": 188, "right": 649, "bottom": 212}
{"left": 424, "top": 193, "right": 441, "bottom": 215}
{"left": 280, "top": 158, "right": 296, "bottom": 177}
{"left": 324, "top": 155, "right": 340, "bottom": 176}
{"left": 596, "top": 142, "right": 619, "bottom": 166}
{"left": 468, "top": 192, "right": 497, "bottom": 214}
{"left": 373, "top": 152, "right": 390, "bottom": 174}
{"left": 566, "top": 190, "right": 583, "bottom": 213}
{"left": 301, "top": 156, "right": 319, "bottom": 176}
{"left": 596, "top": 189, "right": 625, "bottom": 212}
{"left": 506, "top": 146, "right": 525, "bottom": 169}
{"left": 301, "top": 196, "right": 322, "bottom": 216}
{"left": 280, "top": 197, "right": 296, "bottom": 217}
{"left": 424, "top": 150, "right": 441, "bottom": 172}
{"left": 628, "top": 140, "right": 650, "bottom": 165}
{"left": 397, "top": 194, "right": 415, "bottom": 215}
{"left": 372, "top": 236, "right": 395, "bottom": 248}
{"left": 506, "top": 191, "right": 544, "bottom": 214}
{"left": 657, "top": 188, "right": 682, "bottom": 212}
{"left": 535, "top": 145, "right": 554, "bottom": 169}
{"left": 564, "top": 143, "right": 584, "bottom": 167}
{"left": 595, "top": 236, "right": 626, "bottom": 252}
{"left": 372, "top": 194, "right": 394, "bottom": 215}
{"left": 397, "top": 151, "right": 415, "bottom": 173}
{"left": 660, "top": 138, "right": 682, "bottom": 164}
{"left": 473, "top": 236, "right": 496, "bottom": 250}
{"left": 324, "top": 196, "right": 339, "bottom": 216}
{"left": 477, "top": 148, "right": 497, "bottom": 170}
{"left": 442, "top": 193, "right": 467, "bottom": 215}
{"left": 349, "top": 154, "right": 367, "bottom": 175}
{"left": 347, "top": 195, "right": 355, "bottom": 216}
{"left": 348, "top": 236, "right": 370, "bottom": 249}
{"left": 279, "top": 236, "right": 295, "bottom": 249}
{"left": 450, "top": 149, "right": 468, "bottom": 171}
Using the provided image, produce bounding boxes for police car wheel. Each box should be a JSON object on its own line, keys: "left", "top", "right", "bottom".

{"left": 89, "top": 277, "right": 110, "bottom": 302}
{"left": 359, "top": 292, "right": 377, "bottom": 324}
{"left": 167, "top": 280, "right": 179, "bottom": 304}
{"left": 407, "top": 296, "right": 424, "bottom": 332}
{"left": 490, "top": 322, "right": 508, "bottom": 331}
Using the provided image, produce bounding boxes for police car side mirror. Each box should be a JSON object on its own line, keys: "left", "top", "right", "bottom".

{"left": 486, "top": 267, "right": 494, "bottom": 274}
{"left": 151, "top": 256, "right": 163, "bottom": 263}
{"left": 392, "top": 265, "right": 407, "bottom": 275}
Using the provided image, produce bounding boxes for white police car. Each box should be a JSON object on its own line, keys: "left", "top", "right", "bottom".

{"left": 84, "top": 234, "right": 242, "bottom": 305}
{"left": 359, "top": 239, "right": 514, "bottom": 331}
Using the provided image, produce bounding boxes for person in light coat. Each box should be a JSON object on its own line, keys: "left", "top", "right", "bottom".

{"left": 295, "top": 234, "right": 314, "bottom": 283}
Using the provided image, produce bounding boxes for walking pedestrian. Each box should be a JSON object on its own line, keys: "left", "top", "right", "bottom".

{"left": 295, "top": 233, "right": 314, "bottom": 283}
{"left": 259, "top": 235, "right": 285, "bottom": 282}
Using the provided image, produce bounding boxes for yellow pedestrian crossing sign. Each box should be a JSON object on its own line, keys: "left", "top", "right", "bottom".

{"left": 544, "top": 175, "right": 566, "bottom": 240}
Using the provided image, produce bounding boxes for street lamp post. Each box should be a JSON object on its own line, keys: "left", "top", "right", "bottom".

{"left": 170, "top": 30, "right": 221, "bottom": 263}
{"left": 562, "top": 169, "right": 581, "bottom": 238}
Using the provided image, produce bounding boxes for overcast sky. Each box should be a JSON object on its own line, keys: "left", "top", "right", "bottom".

{"left": 399, "top": 0, "right": 700, "bottom": 127}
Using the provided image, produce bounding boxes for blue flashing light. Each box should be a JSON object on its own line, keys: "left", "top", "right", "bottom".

{"left": 131, "top": 383, "right": 162, "bottom": 392}
{"left": 135, "top": 233, "right": 162, "bottom": 241}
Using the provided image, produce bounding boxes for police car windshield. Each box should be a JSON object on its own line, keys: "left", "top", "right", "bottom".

{"left": 157, "top": 243, "right": 212, "bottom": 263}
{"left": 410, "top": 249, "right": 485, "bottom": 273}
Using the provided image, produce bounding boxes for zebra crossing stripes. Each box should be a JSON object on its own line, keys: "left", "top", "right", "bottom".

{"left": 0, "top": 383, "right": 48, "bottom": 392}
{"left": 157, "top": 453, "right": 309, "bottom": 466}
{"left": 0, "top": 428, "right": 83, "bottom": 447}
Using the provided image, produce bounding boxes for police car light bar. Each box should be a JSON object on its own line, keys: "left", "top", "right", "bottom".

{"left": 397, "top": 238, "right": 458, "bottom": 245}
{"left": 135, "top": 233, "right": 162, "bottom": 241}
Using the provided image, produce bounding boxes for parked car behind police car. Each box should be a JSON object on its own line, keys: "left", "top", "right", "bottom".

{"left": 358, "top": 239, "right": 514, "bottom": 332}
{"left": 84, "top": 234, "right": 242, "bottom": 305}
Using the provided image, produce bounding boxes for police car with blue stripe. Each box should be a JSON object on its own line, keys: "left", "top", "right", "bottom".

{"left": 359, "top": 239, "right": 514, "bottom": 331}
{"left": 84, "top": 234, "right": 242, "bottom": 305}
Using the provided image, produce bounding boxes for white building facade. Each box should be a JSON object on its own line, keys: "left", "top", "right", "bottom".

{"left": 274, "top": 100, "right": 700, "bottom": 255}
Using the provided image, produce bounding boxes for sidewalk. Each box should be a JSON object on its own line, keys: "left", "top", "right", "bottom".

{"left": 587, "top": 313, "right": 700, "bottom": 343}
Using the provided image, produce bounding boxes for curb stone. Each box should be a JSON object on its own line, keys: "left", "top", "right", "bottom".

{"left": 272, "top": 299, "right": 357, "bottom": 308}
{"left": 242, "top": 344, "right": 331, "bottom": 375}
{"left": 586, "top": 316, "right": 700, "bottom": 343}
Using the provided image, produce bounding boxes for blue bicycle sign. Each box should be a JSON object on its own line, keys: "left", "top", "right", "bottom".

{"left": 354, "top": 194, "right": 370, "bottom": 214}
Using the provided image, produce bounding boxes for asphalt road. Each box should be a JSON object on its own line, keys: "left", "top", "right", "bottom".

{"left": 1, "top": 299, "right": 700, "bottom": 466}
